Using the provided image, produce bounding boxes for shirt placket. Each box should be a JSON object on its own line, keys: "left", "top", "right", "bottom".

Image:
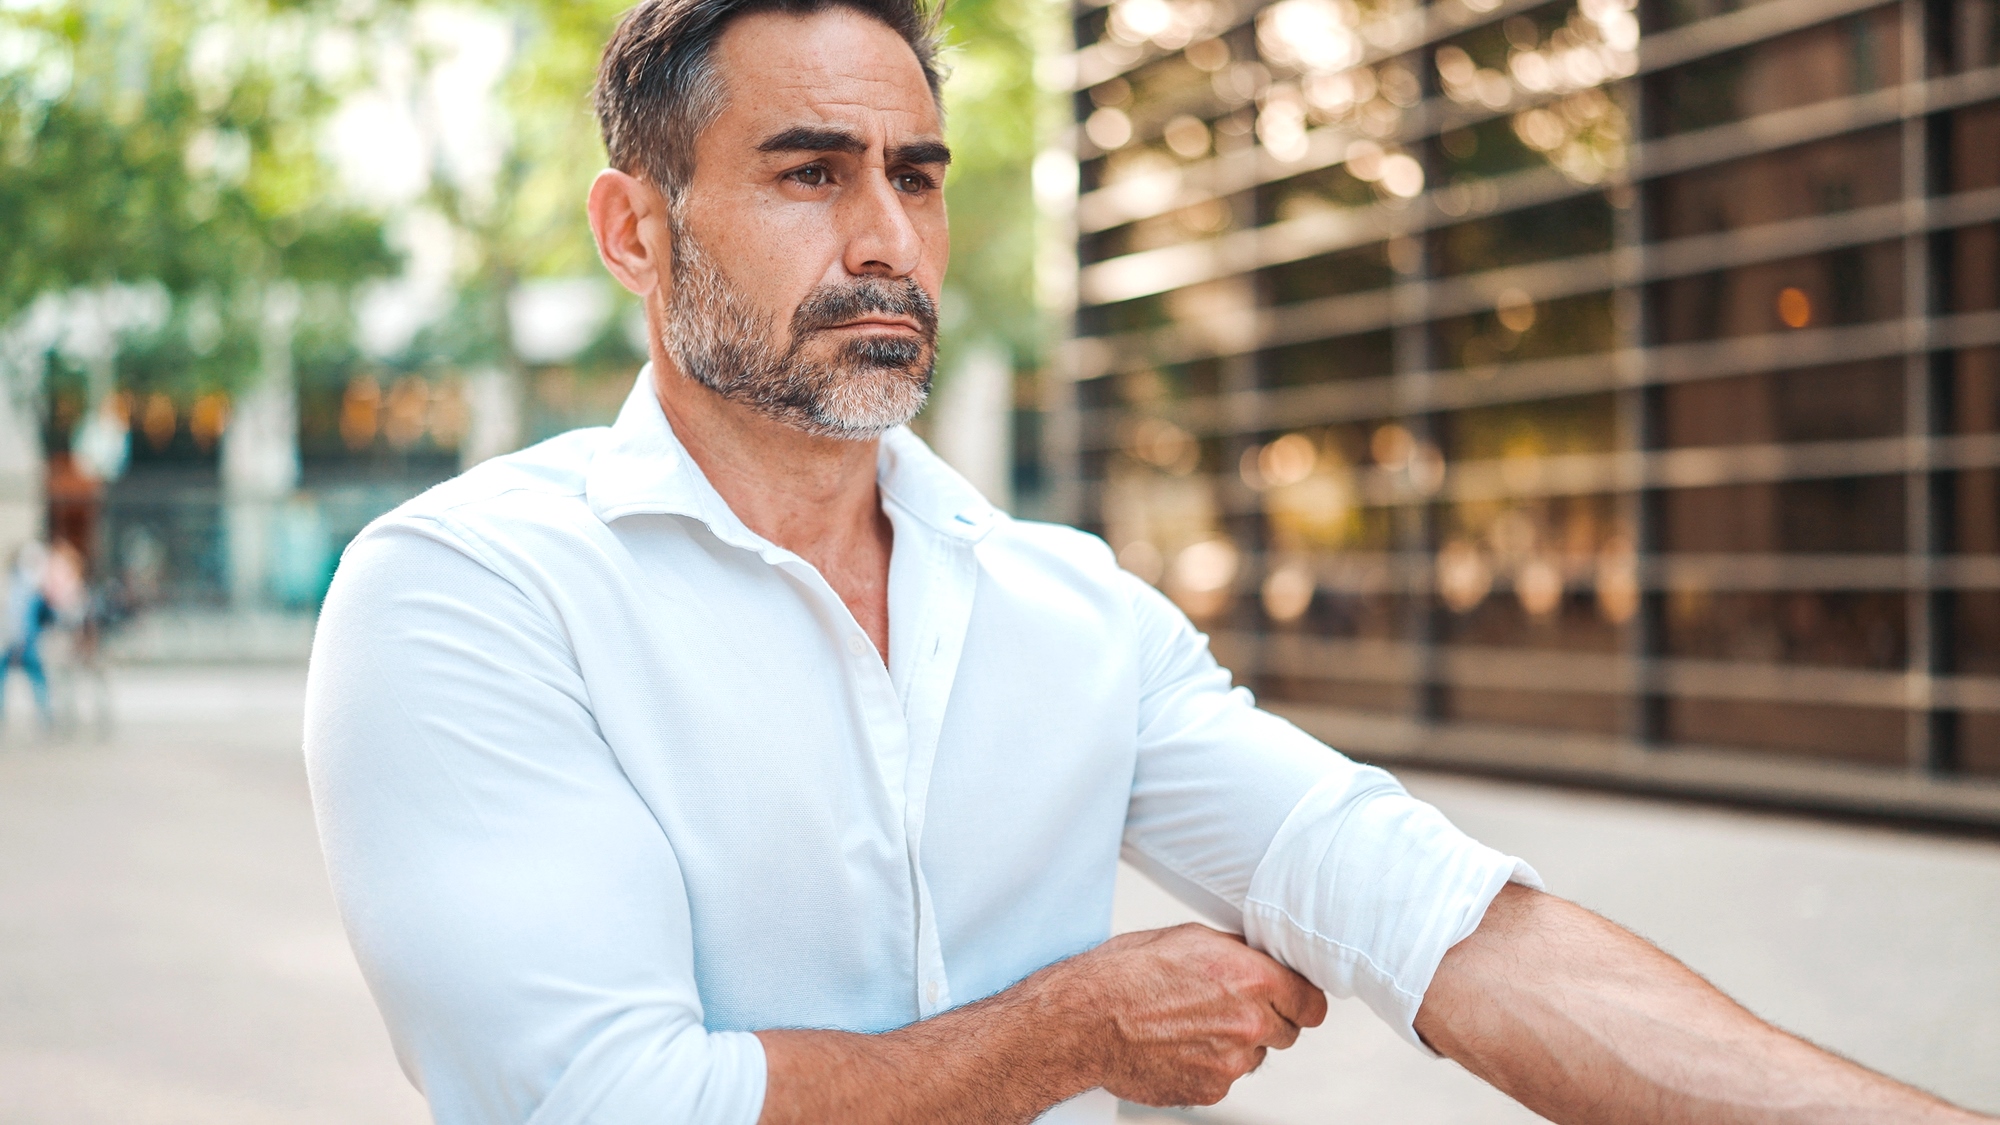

{"left": 781, "top": 509, "right": 980, "bottom": 1022}
{"left": 894, "top": 526, "right": 979, "bottom": 1019}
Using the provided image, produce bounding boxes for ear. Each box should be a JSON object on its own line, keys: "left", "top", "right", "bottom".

{"left": 588, "top": 169, "right": 671, "bottom": 298}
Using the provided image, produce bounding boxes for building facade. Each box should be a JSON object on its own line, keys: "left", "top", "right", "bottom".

{"left": 1049, "top": 0, "right": 2000, "bottom": 821}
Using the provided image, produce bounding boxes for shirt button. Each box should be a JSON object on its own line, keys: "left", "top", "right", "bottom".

{"left": 925, "top": 980, "right": 939, "bottom": 1005}
{"left": 847, "top": 635, "right": 869, "bottom": 656}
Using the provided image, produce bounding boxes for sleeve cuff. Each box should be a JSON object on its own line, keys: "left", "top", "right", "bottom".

{"left": 1240, "top": 772, "right": 1542, "bottom": 1056}
{"left": 523, "top": 1024, "right": 766, "bottom": 1125}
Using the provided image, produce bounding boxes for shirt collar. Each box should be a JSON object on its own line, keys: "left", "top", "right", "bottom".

{"left": 585, "top": 366, "right": 999, "bottom": 548}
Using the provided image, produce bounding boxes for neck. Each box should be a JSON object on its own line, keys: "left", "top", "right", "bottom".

{"left": 649, "top": 356, "right": 887, "bottom": 564}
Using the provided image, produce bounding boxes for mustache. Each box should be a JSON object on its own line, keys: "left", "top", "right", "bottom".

{"left": 790, "top": 277, "right": 939, "bottom": 340}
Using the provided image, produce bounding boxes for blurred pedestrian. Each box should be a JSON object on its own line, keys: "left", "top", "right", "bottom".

{"left": 1, "top": 541, "right": 54, "bottom": 732}
{"left": 41, "top": 539, "right": 111, "bottom": 736}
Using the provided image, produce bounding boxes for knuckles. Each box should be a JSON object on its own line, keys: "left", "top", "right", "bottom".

{"left": 1223, "top": 1013, "right": 1271, "bottom": 1047}
{"left": 1092, "top": 922, "right": 1326, "bottom": 1110}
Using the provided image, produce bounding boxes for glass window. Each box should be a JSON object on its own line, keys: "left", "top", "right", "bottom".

{"left": 1659, "top": 477, "right": 1907, "bottom": 553}
{"left": 1952, "top": 470, "right": 2000, "bottom": 554}
{"left": 1262, "top": 243, "right": 1393, "bottom": 305}
{"left": 1263, "top": 163, "right": 1376, "bottom": 221}
{"left": 1431, "top": 195, "right": 1614, "bottom": 276}
{"left": 1947, "top": 223, "right": 2000, "bottom": 314}
{"left": 1959, "top": 713, "right": 2000, "bottom": 777}
{"left": 1932, "top": 0, "right": 2000, "bottom": 74}
{"left": 1083, "top": 196, "right": 1240, "bottom": 264}
{"left": 1261, "top": 654, "right": 1421, "bottom": 715}
{"left": 1665, "top": 698, "right": 1907, "bottom": 764}
{"left": 1438, "top": 564, "right": 1627, "bottom": 652}
{"left": 1647, "top": 127, "right": 1902, "bottom": 241}
{"left": 1655, "top": 360, "right": 1905, "bottom": 447}
{"left": 1076, "top": 374, "right": 1122, "bottom": 411}
{"left": 1436, "top": 491, "right": 1629, "bottom": 651}
{"left": 1946, "top": 101, "right": 2000, "bottom": 192}
{"left": 1648, "top": 241, "right": 1904, "bottom": 344}
{"left": 1952, "top": 346, "right": 2000, "bottom": 434}
{"left": 1123, "top": 52, "right": 1228, "bottom": 127}
{"left": 1644, "top": 0, "right": 1780, "bottom": 34}
{"left": 1434, "top": 115, "right": 1550, "bottom": 185}
{"left": 1445, "top": 685, "right": 1627, "bottom": 733}
{"left": 1263, "top": 330, "right": 1395, "bottom": 386}
{"left": 1954, "top": 591, "right": 2000, "bottom": 674}
{"left": 1432, "top": 290, "right": 1616, "bottom": 369}
{"left": 1663, "top": 590, "right": 1907, "bottom": 668}
{"left": 1075, "top": 293, "right": 1170, "bottom": 338}
{"left": 1644, "top": 8, "right": 1902, "bottom": 137}
{"left": 1444, "top": 393, "right": 1619, "bottom": 460}
{"left": 1428, "top": 2, "right": 1634, "bottom": 187}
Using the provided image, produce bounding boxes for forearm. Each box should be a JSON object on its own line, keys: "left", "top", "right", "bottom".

{"left": 755, "top": 922, "right": 1327, "bottom": 1124}
{"left": 1417, "top": 885, "right": 1990, "bottom": 1125}
{"left": 755, "top": 964, "right": 1097, "bottom": 1125}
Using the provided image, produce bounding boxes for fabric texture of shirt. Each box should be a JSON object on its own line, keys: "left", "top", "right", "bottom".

{"left": 304, "top": 370, "right": 1540, "bottom": 1125}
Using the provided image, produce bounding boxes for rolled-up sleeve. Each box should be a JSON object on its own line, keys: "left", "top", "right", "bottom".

{"left": 303, "top": 520, "right": 766, "bottom": 1125}
{"left": 1118, "top": 574, "right": 1538, "bottom": 1052}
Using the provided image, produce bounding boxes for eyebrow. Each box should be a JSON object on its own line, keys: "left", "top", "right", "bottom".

{"left": 757, "top": 126, "right": 952, "bottom": 167}
{"left": 890, "top": 140, "right": 952, "bottom": 167}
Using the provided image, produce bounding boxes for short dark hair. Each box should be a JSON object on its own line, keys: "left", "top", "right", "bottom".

{"left": 593, "top": 0, "right": 946, "bottom": 198}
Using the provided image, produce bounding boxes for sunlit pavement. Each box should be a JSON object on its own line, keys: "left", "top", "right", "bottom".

{"left": 1, "top": 667, "right": 1995, "bottom": 1125}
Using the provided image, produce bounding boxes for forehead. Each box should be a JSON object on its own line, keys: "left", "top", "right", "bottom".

{"left": 709, "top": 8, "right": 941, "bottom": 142}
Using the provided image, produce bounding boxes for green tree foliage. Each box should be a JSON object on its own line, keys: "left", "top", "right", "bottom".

{"left": 0, "top": 0, "right": 396, "bottom": 403}
{"left": 935, "top": 0, "right": 1053, "bottom": 376}
{"left": 2, "top": 0, "right": 1051, "bottom": 418}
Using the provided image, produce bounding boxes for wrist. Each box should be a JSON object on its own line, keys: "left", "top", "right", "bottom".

{"left": 1015, "top": 955, "right": 1113, "bottom": 1097}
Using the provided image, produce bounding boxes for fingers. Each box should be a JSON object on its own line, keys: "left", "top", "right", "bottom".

{"left": 1085, "top": 920, "right": 1329, "bottom": 1108}
{"left": 1269, "top": 965, "right": 1328, "bottom": 1030}
{"left": 1261, "top": 1010, "right": 1302, "bottom": 1050}
{"left": 1165, "top": 924, "right": 1328, "bottom": 1040}
{"left": 1226, "top": 940, "right": 1326, "bottom": 1034}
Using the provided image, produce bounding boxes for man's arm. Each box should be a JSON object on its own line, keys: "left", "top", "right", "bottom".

{"left": 756, "top": 924, "right": 1328, "bottom": 1125}
{"left": 308, "top": 524, "right": 769, "bottom": 1124}
{"left": 1416, "top": 884, "right": 1993, "bottom": 1124}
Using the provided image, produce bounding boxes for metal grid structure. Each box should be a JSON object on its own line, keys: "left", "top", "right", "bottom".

{"left": 1044, "top": 0, "right": 2000, "bottom": 823}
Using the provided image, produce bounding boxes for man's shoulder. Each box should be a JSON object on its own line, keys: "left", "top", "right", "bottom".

{"left": 975, "top": 514, "right": 1145, "bottom": 605}
{"left": 982, "top": 515, "right": 1116, "bottom": 568}
{"left": 362, "top": 426, "right": 609, "bottom": 545}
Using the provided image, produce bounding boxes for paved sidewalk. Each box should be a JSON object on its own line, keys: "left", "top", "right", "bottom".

{"left": 0, "top": 665, "right": 426, "bottom": 1125}
{"left": 1, "top": 665, "right": 1995, "bottom": 1124}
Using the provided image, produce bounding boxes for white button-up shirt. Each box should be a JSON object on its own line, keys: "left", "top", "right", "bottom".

{"left": 305, "top": 371, "right": 1537, "bottom": 1125}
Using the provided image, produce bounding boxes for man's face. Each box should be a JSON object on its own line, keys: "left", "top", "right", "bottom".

{"left": 662, "top": 8, "right": 950, "bottom": 439}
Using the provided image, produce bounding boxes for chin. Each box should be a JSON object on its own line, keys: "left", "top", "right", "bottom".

{"left": 797, "top": 368, "right": 932, "bottom": 441}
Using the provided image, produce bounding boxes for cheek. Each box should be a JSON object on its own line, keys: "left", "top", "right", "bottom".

{"left": 908, "top": 221, "right": 949, "bottom": 304}
{"left": 693, "top": 194, "right": 843, "bottom": 308}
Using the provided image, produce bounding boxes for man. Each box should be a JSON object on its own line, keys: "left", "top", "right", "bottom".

{"left": 302, "top": 0, "right": 1992, "bottom": 1121}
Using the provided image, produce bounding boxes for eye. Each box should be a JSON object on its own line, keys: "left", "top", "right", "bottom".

{"left": 788, "top": 164, "right": 830, "bottom": 187}
{"left": 893, "top": 171, "right": 937, "bottom": 194}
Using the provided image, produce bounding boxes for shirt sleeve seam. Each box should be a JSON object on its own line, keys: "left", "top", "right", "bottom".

{"left": 423, "top": 513, "right": 583, "bottom": 664}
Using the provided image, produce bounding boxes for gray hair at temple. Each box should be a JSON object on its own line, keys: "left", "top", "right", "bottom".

{"left": 592, "top": 0, "right": 947, "bottom": 200}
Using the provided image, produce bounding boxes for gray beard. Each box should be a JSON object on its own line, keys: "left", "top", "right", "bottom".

{"left": 663, "top": 213, "right": 937, "bottom": 440}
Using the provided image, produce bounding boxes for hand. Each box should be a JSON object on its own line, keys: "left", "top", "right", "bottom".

{"left": 1052, "top": 923, "right": 1328, "bottom": 1107}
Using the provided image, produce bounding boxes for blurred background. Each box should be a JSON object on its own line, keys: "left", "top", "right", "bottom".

{"left": 1049, "top": 0, "right": 2000, "bottom": 819}
{"left": 0, "top": 0, "right": 1997, "bottom": 1121}
{"left": 0, "top": 0, "right": 1043, "bottom": 661}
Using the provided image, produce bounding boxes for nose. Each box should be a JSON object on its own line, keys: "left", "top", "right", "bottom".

{"left": 839, "top": 166, "right": 923, "bottom": 280}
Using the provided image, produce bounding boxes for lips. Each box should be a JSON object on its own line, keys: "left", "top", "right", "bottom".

{"left": 792, "top": 277, "right": 939, "bottom": 340}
